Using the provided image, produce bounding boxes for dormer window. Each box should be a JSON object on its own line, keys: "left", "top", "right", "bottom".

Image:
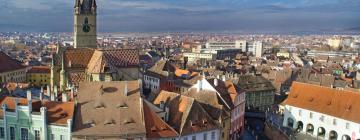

{"left": 86, "top": 119, "right": 95, "bottom": 127}
{"left": 60, "top": 112, "right": 68, "bottom": 118}
{"left": 151, "top": 126, "right": 157, "bottom": 132}
{"left": 117, "top": 102, "right": 128, "bottom": 108}
{"left": 104, "top": 118, "right": 115, "bottom": 126}
{"left": 94, "top": 101, "right": 105, "bottom": 109}
{"left": 123, "top": 118, "right": 134, "bottom": 124}
{"left": 203, "top": 119, "right": 208, "bottom": 125}
{"left": 346, "top": 105, "right": 352, "bottom": 111}
{"left": 190, "top": 121, "right": 196, "bottom": 127}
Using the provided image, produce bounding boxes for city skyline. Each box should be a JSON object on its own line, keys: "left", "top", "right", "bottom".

{"left": 0, "top": 0, "right": 359, "bottom": 33}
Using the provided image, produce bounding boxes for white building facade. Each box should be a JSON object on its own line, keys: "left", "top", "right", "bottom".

{"left": 282, "top": 82, "right": 360, "bottom": 140}
{"left": 183, "top": 52, "right": 216, "bottom": 63}
{"left": 283, "top": 105, "right": 360, "bottom": 140}
{"left": 143, "top": 75, "right": 161, "bottom": 94}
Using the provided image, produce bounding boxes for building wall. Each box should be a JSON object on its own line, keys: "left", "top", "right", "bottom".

{"left": 190, "top": 79, "right": 233, "bottom": 140}
{"left": 245, "top": 90, "right": 275, "bottom": 111}
{"left": 27, "top": 72, "right": 50, "bottom": 87}
{"left": 231, "top": 92, "right": 245, "bottom": 140}
{"left": 0, "top": 105, "right": 71, "bottom": 140}
{"left": 144, "top": 75, "right": 161, "bottom": 94}
{"left": 116, "top": 67, "right": 140, "bottom": 81}
{"left": 72, "top": 136, "right": 146, "bottom": 140}
{"left": 179, "top": 129, "right": 221, "bottom": 140}
{"left": 283, "top": 105, "right": 360, "bottom": 140}
{"left": 327, "top": 38, "right": 341, "bottom": 49}
{"left": 183, "top": 53, "right": 215, "bottom": 63}
{"left": 205, "top": 40, "right": 246, "bottom": 52}
{"left": 0, "top": 68, "right": 27, "bottom": 83}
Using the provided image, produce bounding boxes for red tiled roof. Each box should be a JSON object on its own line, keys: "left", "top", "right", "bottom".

{"left": 28, "top": 66, "right": 50, "bottom": 74}
{"left": 143, "top": 103, "right": 178, "bottom": 138}
{"left": 283, "top": 82, "right": 360, "bottom": 123}
{"left": 64, "top": 48, "right": 95, "bottom": 69}
{"left": 153, "top": 91, "right": 219, "bottom": 135}
{"left": 0, "top": 51, "right": 26, "bottom": 73}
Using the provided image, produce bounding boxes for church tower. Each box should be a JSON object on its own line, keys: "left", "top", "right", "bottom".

{"left": 74, "top": 0, "right": 97, "bottom": 48}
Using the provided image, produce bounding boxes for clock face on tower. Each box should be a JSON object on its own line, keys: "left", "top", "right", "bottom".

{"left": 83, "top": 17, "right": 91, "bottom": 33}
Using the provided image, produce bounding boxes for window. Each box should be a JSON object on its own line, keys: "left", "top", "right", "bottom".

{"left": 192, "top": 136, "right": 196, "bottom": 140}
{"left": 60, "top": 135, "right": 65, "bottom": 140}
{"left": 21, "top": 128, "right": 29, "bottom": 140}
{"left": 211, "top": 131, "right": 215, "bottom": 140}
{"left": 320, "top": 115, "right": 324, "bottom": 122}
{"left": 10, "top": 127, "right": 15, "bottom": 140}
{"left": 183, "top": 137, "right": 188, "bottom": 140}
{"left": 346, "top": 123, "right": 350, "bottom": 129}
{"left": 35, "top": 130, "right": 41, "bottom": 140}
{"left": 288, "top": 107, "right": 292, "bottom": 113}
{"left": 309, "top": 112, "right": 313, "bottom": 119}
{"left": 333, "top": 119, "right": 337, "bottom": 125}
{"left": 298, "top": 110, "right": 302, "bottom": 116}
{"left": 0, "top": 127, "right": 4, "bottom": 138}
{"left": 203, "top": 133, "right": 208, "bottom": 140}
{"left": 51, "top": 134, "right": 55, "bottom": 140}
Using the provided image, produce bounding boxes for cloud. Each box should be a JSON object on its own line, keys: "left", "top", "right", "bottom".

{"left": 0, "top": 0, "right": 359, "bottom": 32}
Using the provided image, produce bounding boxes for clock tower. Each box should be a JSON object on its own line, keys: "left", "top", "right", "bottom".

{"left": 74, "top": 0, "right": 97, "bottom": 48}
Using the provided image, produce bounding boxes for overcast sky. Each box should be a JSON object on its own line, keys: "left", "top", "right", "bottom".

{"left": 0, "top": 0, "right": 359, "bottom": 33}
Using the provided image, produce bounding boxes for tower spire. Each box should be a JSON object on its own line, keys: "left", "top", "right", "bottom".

{"left": 60, "top": 52, "right": 66, "bottom": 91}
{"left": 56, "top": 34, "right": 61, "bottom": 54}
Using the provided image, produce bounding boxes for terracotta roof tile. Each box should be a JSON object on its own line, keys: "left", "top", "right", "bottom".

{"left": 64, "top": 48, "right": 95, "bottom": 69}
{"left": 0, "top": 96, "right": 74, "bottom": 125}
{"left": 143, "top": 103, "right": 178, "bottom": 138}
{"left": 72, "top": 81, "right": 146, "bottom": 137}
{"left": 283, "top": 82, "right": 360, "bottom": 123}
{"left": 0, "top": 51, "right": 26, "bottom": 73}
{"left": 28, "top": 66, "right": 50, "bottom": 74}
{"left": 153, "top": 91, "right": 220, "bottom": 135}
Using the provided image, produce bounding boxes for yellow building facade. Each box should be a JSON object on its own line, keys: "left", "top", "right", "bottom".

{"left": 26, "top": 66, "right": 51, "bottom": 86}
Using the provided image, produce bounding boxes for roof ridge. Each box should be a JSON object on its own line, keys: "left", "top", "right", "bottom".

{"left": 143, "top": 102, "right": 179, "bottom": 137}
{"left": 178, "top": 96, "right": 194, "bottom": 134}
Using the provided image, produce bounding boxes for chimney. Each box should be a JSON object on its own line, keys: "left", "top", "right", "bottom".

{"left": 14, "top": 98, "right": 19, "bottom": 121}
{"left": 197, "top": 80, "right": 202, "bottom": 92}
{"left": 40, "top": 86, "right": 44, "bottom": 94}
{"left": 165, "top": 106, "right": 170, "bottom": 122}
{"left": 39, "top": 89, "right": 44, "bottom": 101}
{"left": 216, "top": 75, "right": 220, "bottom": 79}
{"left": 27, "top": 95, "right": 33, "bottom": 115}
{"left": 124, "top": 81, "right": 128, "bottom": 96}
{"left": 70, "top": 86, "right": 75, "bottom": 99}
{"left": 159, "top": 101, "right": 165, "bottom": 110}
{"left": 62, "top": 93, "right": 68, "bottom": 102}
{"left": 214, "top": 78, "right": 218, "bottom": 87}
{"left": 47, "top": 85, "right": 51, "bottom": 96}
{"left": 52, "top": 85, "right": 57, "bottom": 101}
{"left": 27, "top": 90, "right": 32, "bottom": 101}
{"left": 138, "top": 79, "right": 143, "bottom": 95}
{"left": 222, "top": 75, "right": 226, "bottom": 82}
